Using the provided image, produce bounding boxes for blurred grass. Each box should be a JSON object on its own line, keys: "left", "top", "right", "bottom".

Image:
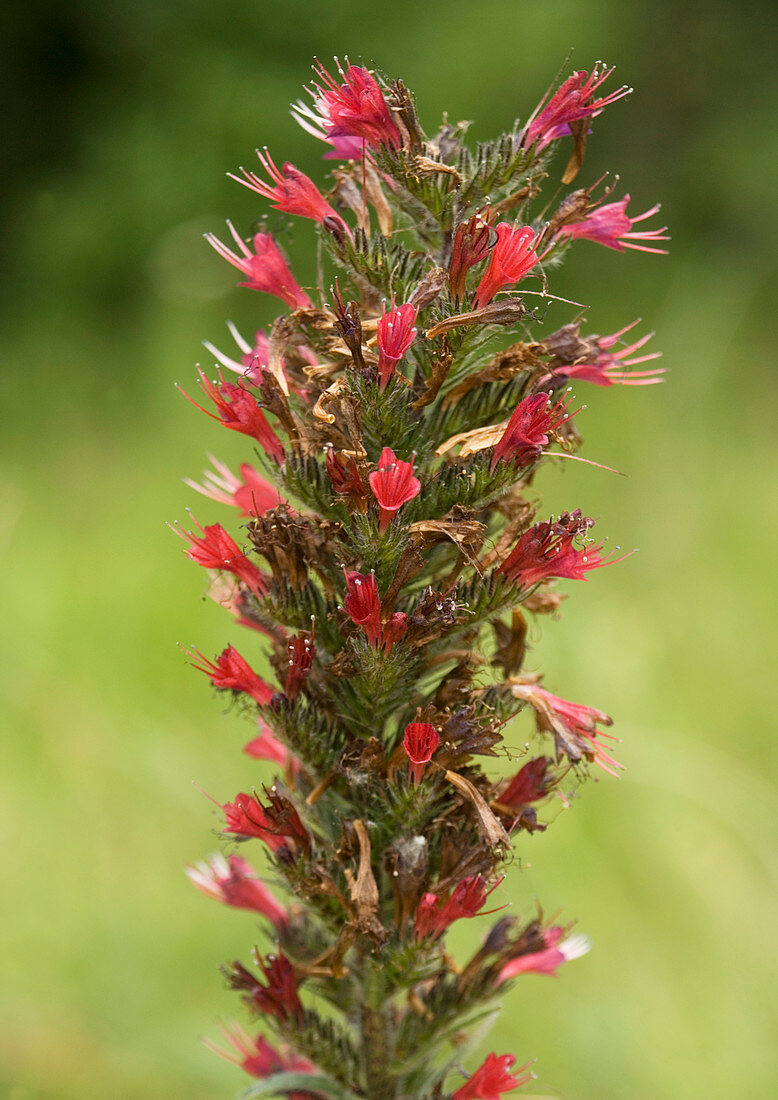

{"left": 1, "top": 1, "right": 777, "bottom": 1097}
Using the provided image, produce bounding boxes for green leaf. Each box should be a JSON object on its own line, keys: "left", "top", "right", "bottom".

{"left": 236, "top": 1071, "right": 362, "bottom": 1100}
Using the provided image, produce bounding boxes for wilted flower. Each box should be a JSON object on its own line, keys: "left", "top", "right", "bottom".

{"left": 224, "top": 951, "right": 303, "bottom": 1024}
{"left": 511, "top": 679, "right": 623, "bottom": 775}
{"left": 546, "top": 320, "right": 664, "bottom": 386}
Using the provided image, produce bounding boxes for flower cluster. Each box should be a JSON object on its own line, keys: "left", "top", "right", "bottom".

{"left": 176, "top": 58, "right": 664, "bottom": 1099}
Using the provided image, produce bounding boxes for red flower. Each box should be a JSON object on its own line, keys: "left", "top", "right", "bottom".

{"left": 511, "top": 680, "right": 623, "bottom": 775}
{"left": 403, "top": 721, "right": 440, "bottom": 785}
{"left": 325, "top": 448, "right": 369, "bottom": 509}
{"left": 522, "top": 63, "right": 631, "bottom": 151}
{"left": 376, "top": 300, "right": 418, "bottom": 390}
{"left": 186, "top": 853, "right": 289, "bottom": 928}
{"left": 306, "top": 58, "right": 401, "bottom": 150}
{"left": 498, "top": 927, "right": 591, "bottom": 981}
{"left": 230, "top": 149, "right": 348, "bottom": 230}
{"left": 449, "top": 209, "right": 497, "bottom": 299}
{"left": 205, "top": 222, "right": 312, "bottom": 308}
{"left": 202, "top": 324, "right": 280, "bottom": 387}
{"left": 185, "top": 456, "right": 282, "bottom": 517}
{"left": 225, "top": 951, "right": 303, "bottom": 1024}
{"left": 490, "top": 392, "right": 575, "bottom": 472}
{"left": 452, "top": 1052, "right": 535, "bottom": 1099}
{"left": 244, "top": 720, "right": 291, "bottom": 766}
{"left": 415, "top": 875, "right": 502, "bottom": 939}
{"left": 343, "top": 570, "right": 383, "bottom": 648}
{"left": 498, "top": 510, "right": 625, "bottom": 588}
{"left": 291, "top": 97, "right": 366, "bottom": 159}
{"left": 222, "top": 792, "right": 286, "bottom": 849}
{"left": 285, "top": 628, "right": 315, "bottom": 700}
{"left": 189, "top": 644, "right": 274, "bottom": 706}
{"left": 473, "top": 223, "right": 540, "bottom": 309}
{"left": 557, "top": 193, "right": 669, "bottom": 254}
{"left": 178, "top": 368, "right": 283, "bottom": 461}
{"left": 546, "top": 320, "right": 664, "bottom": 387}
{"left": 204, "top": 1021, "right": 314, "bottom": 1082}
{"left": 172, "top": 518, "right": 268, "bottom": 599}
{"left": 498, "top": 757, "right": 555, "bottom": 811}
{"left": 368, "top": 446, "right": 421, "bottom": 532}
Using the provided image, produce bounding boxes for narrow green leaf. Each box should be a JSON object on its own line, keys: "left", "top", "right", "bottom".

{"left": 236, "top": 1071, "right": 362, "bottom": 1100}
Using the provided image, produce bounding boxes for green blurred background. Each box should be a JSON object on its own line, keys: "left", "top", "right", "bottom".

{"left": 1, "top": 1, "right": 776, "bottom": 1097}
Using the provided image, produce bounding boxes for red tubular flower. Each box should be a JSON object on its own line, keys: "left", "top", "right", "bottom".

{"left": 473, "top": 223, "right": 540, "bottom": 309}
{"left": 172, "top": 518, "right": 268, "bottom": 599}
{"left": 498, "top": 927, "right": 591, "bottom": 982}
{"left": 178, "top": 368, "right": 283, "bottom": 460}
{"left": 244, "top": 719, "right": 290, "bottom": 765}
{"left": 498, "top": 510, "right": 626, "bottom": 588}
{"left": 285, "top": 628, "right": 315, "bottom": 700}
{"left": 376, "top": 300, "right": 418, "bottom": 390}
{"left": 381, "top": 611, "right": 407, "bottom": 653}
{"left": 185, "top": 853, "right": 289, "bottom": 928}
{"left": 189, "top": 644, "right": 274, "bottom": 706}
{"left": 490, "top": 392, "right": 575, "bottom": 472}
{"left": 229, "top": 149, "right": 348, "bottom": 231}
{"left": 449, "top": 209, "right": 497, "bottom": 299}
{"left": 343, "top": 570, "right": 383, "bottom": 648}
{"left": 452, "top": 1052, "right": 535, "bottom": 1099}
{"left": 225, "top": 951, "right": 303, "bottom": 1024}
{"left": 511, "top": 680, "right": 623, "bottom": 775}
{"left": 547, "top": 320, "right": 664, "bottom": 387}
{"left": 498, "top": 757, "right": 555, "bottom": 811}
{"left": 205, "top": 222, "right": 312, "bottom": 308}
{"left": 522, "top": 63, "right": 631, "bottom": 151}
{"left": 368, "top": 447, "right": 421, "bottom": 532}
{"left": 557, "top": 193, "right": 669, "bottom": 253}
{"left": 185, "top": 456, "right": 282, "bottom": 517}
{"left": 204, "top": 1021, "right": 314, "bottom": 1081}
{"left": 307, "top": 58, "right": 401, "bottom": 150}
{"left": 415, "top": 875, "right": 502, "bottom": 939}
{"left": 403, "top": 721, "right": 440, "bottom": 785}
{"left": 222, "top": 792, "right": 286, "bottom": 849}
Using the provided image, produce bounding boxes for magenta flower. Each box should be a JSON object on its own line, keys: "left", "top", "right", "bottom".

{"left": 522, "top": 63, "right": 631, "bottom": 151}
{"left": 376, "top": 300, "right": 418, "bottom": 390}
{"left": 291, "top": 97, "right": 366, "bottom": 159}
{"left": 491, "top": 392, "right": 575, "bottom": 472}
{"left": 243, "top": 719, "right": 291, "bottom": 766}
{"left": 403, "top": 721, "right": 440, "bottom": 785}
{"left": 557, "top": 193, "right": 669, "bottom": 253}
{"left": 499, "top": 510, "right": 625, "bottom": 588}
{"left": 304, "top": 58, "right": 401, "bottom": 151}
{"left": 229, "top": 149, "right": 347, "bottom": 230}
{"left": 498, "top": 927, "right": 591, "bottom": 981}
{"left": 204, "top": 1021, "right": 314, "bottom": 1081}
{"left": 511, "top": 680, "right": 623, "bottom": 775}
{"left": 202, "top": 324, "right": 277, "bottom": 387}
{"left": 185, "top": 456, "right": 282, "bottom": 517}
{"left": 172, "top": 518, "right": 268, "bottom": 599}
{"left": 205, "top": 222, "right": 312, "bottom": 308}
{"left": 547, "top": 320, "right": 664, "bottom": 387}
{"left": 368, "top": 447, "right": 421, "bottom": 532}
{"left": 178, "top": 368, "right": 283, "bottom": 460}
{"left": 186, "top": 853, "right": 289, "bottom": 927}
{"left": 189, "top": 644, "right": 274, "bottom": 706}
{"left": 452, "top": 1052, "right": 535, "bottom": 1099}
{"left": 473, "top": 223, "right": 540, "bottom": 309}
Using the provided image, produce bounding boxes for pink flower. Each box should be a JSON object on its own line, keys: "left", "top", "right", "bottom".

{"left": 343, "top": 570, "right": 383, "bottom": 648}
{"left": 498, "top": 757, "right": 555, "bottom": 811}
{"left": 491, "top": 392, "right": 575, "bottom": 472}
{"left": 203, "top": 1021, "right": 314, "bottom": 1082}
{"left": 511, "top": 681, "right": 623, "bottom": 775}
{"left": 244, "top": 719, "right": 290, "bottom": 765}
{"left": 205, "top": 222, "right": 312, "bottom": 308}
{"left": 185, "top": 853, "right": 289, "bottom": 927}
{"left": 473, "top": 223, "right": 540, "bottom": 309}
{"left": 522, "top": 63, "right": 631, "bottom": 151}
{"left": 368, "top": 446, "right": 421, "bottom": 532}
{"left": 229, "top": 149, "right": 347, "bottom": 230}
{"left": 185, "top": 456, "right": 282, "bottom": 517}
{"left": 452, "top": 1052, "right": 535, "bottom": 1099}
{"left": 376, "top": 300, "right": 418, "bottom": 390}
{"left": 557, "top": 193, "right": 669, "bottom": 253}
{"left": 172, "top": 518, "right": 268, "bottom": 599}
{"left": 291, "top": 97, "right": 366, "bottom": 159}
{"left": 498, "top": 927, "right": 591, "bottom": 981}
{"left": 415, "top": 875, "right": 502, "bottom": 939}
{"left": 177, "top": 368, "right": 283, "bottom": 460}
{"left": 403, "top": 721, "right": 439, "bottom": 785}
{"left": 304, "top": 58, "right": 401, "bottom": 151}
{"left": 449, "top": 209, "right": 497, "bottom": 299}
{"left": 225, "top": 951, "right": 303, "bottom": 1024}
{"left": 202, "top": 323, "right": 277, "bottom": 387}
{"left": 547, "top": 320, "right": 664, "bottom": 387}
{"left": 498, "top": 510, "right": 626, "bottom": 588}
{"left": 189, "top": 644, "right": 274, "bottom": 706}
